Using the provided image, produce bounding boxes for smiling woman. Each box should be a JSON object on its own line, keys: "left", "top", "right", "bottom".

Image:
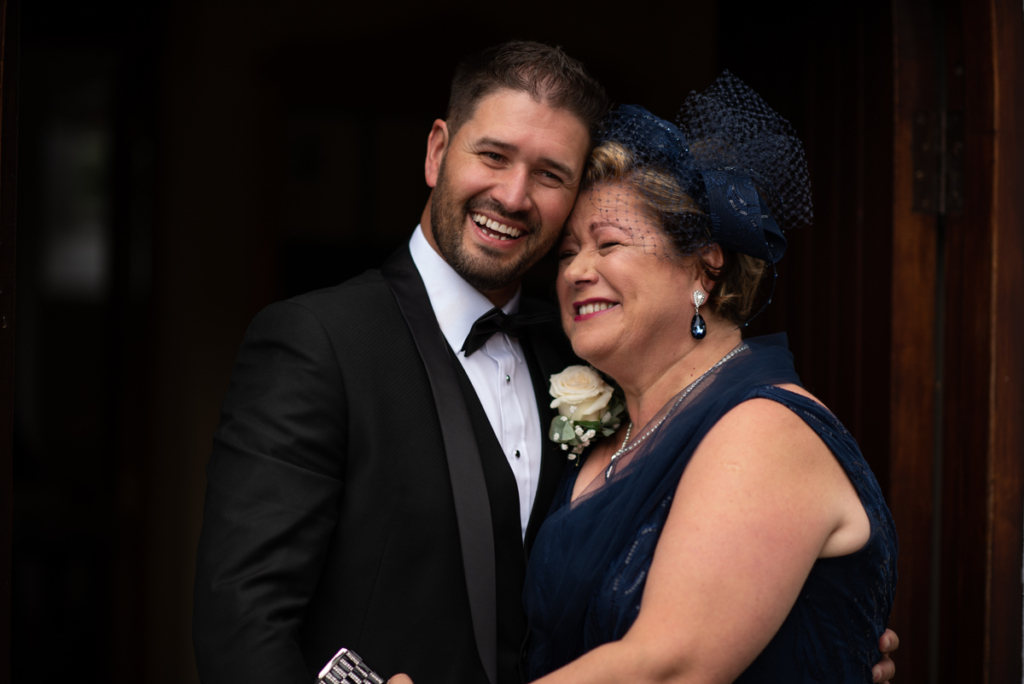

{"left": 580, "top": 140, "right": 768, "bottom": 324}
{"left": 556, "top": 185, "right": 698, "bottom": 369}
{"left": 523, "top": 74, "right": 898, "bottom": 684}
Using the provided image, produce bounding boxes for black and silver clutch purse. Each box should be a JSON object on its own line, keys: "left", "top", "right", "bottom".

{"left": 318, "top": 648, "right": 385, "bottom": 684}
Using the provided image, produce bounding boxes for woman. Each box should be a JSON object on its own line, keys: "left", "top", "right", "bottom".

{"left": 522, "top": 73, "right": 897, "bottom": 683}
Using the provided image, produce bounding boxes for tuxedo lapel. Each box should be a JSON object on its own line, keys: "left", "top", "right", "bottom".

{"left": 449, "top": 347, "right": 534, "bottom": 684}
{"left": 381, "top": 245, "right": 498, "bottom": 684}
{"left": 518, "top": 298, "right": 579, "bottom": 553}
{"left": 449, "top": 351, "right": 524, "bottom": 540}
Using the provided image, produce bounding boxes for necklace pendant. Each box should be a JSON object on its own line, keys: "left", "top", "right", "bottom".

{"left": 604, "top": 421, "right": 634, "bottom": 482}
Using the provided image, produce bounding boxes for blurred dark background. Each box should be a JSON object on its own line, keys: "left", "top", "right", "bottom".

{"left": 11, "top": 0, "right": 1023, "bottom": 682}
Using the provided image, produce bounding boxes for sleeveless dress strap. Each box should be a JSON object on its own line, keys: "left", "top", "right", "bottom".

{"left": 749, "top": 385, "right": 890, "bottom": 516}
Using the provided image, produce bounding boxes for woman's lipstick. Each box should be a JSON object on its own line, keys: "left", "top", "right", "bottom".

{"left": 573, "top": 298, "right": 620, "bottom": 322}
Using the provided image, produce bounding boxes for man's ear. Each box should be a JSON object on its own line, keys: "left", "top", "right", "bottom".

{"left": 424, "top": 119, "right": 449, "bottom": 188}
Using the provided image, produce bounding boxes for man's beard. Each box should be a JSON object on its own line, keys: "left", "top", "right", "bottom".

{"left": 430, "top": 156, "right": 556, "bottom": 293}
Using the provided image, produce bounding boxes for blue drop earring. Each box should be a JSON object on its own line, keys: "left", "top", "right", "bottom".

{"left": 691, "top": 290, "right": 707, "bottom": 339}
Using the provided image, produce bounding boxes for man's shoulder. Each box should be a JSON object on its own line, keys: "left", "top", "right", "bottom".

{"left": 289, "top": 269, "right": 391, "bottom": 309}
{"left": 248, "top": 269, "right": 406, "bottom": 349}
{"left": 273, "top": 269, "right": 404, "bottom": 322}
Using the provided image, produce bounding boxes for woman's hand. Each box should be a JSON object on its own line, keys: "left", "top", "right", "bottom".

{"left": 872, "top": 628, "right": 899, "bottom": 683}
{"left": 387, "top": 675, "right": 414, "bottom": 684}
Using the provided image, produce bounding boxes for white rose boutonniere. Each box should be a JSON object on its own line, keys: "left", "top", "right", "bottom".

{"left": 548, "top": 365, "right": 626, "bottom": 460}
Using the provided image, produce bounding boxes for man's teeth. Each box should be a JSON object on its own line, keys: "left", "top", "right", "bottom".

{"left": 472, "top": 214, "right": 523, "bottom": 239}
{"left": 577, "top": 302, "right": 617, "bottom": 315}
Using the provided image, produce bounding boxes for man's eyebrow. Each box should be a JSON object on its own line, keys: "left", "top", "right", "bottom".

{"left": 476, "top": 137, "right": 577, "bottom": 181}
{"left": 477, "top": 136, "right": 518, "bottom": 153}
{"left": 540, "top": 157, "right": 577, "bottom": 182}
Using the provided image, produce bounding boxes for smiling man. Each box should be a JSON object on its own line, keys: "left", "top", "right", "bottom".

{"left": 192, "top": 42, "right": 607, "bottom": 684}
{"left": 425, "top": 87, "right": 590, "bottom": 304}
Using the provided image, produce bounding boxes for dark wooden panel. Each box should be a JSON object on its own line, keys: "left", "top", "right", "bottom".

{"left": 950, "top": 0, "right": 1024, "bottom": 681}
{"left": 889, "top": 1, "right": 940, "bottom": 681}
{"left": 937, "top": 0, "right": 1024, "bottom": 681}
{"left": 0, "top": 0, "right": 16, "bottom": 680}
{"left": 986, "top": 2, "right": 1024, "bottom": 678}
{"left": 936, "top": 1, "right": 991, "bottom": 681}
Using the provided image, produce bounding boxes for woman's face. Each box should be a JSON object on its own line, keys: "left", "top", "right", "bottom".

{"left": 557, "top": 182, "right": 701, "bottom": 369}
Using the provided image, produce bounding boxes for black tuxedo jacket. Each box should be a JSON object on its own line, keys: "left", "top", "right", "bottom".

{"left": 193, "top": 246, "right": 577, "bottom": 684}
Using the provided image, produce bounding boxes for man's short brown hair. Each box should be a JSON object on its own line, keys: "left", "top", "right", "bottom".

{"left": 446, "top": 41, "right": 609, "bottom": 142}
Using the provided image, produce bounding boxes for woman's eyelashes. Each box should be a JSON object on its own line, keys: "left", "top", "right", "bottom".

{"left": 558, "top": 239, "right": 621, "bottom": 260}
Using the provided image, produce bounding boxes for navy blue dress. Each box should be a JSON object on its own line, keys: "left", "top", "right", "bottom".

{"left": 523, "top": 335, "right": 897, "bottom": 682}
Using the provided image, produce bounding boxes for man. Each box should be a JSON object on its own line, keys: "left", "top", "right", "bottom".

{"left": 193, "top": 41, "right": 898, "bottom": 684}
{"left": 193, "top": 42, "right": 603, "bottom": 684}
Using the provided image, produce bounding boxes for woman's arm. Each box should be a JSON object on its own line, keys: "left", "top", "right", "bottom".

{"left": 534, "top": 396, "right": 871, "bottom": 684}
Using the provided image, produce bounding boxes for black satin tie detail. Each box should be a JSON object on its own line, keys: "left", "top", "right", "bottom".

{"left": 461, "top": 307, "right": 558, "bottom": 357}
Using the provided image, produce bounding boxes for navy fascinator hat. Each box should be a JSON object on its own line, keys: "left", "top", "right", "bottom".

{"left": 595, "top": 72, "right": 813, "bottom": 265}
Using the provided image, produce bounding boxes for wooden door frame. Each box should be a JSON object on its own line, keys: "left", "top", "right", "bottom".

{"left": 889, "top": 0, "right": 1024, "bottom": 681}
{"left": 888, "top": 2, "right": 941, "bottom": 681}
{"left": 938, "top": 0, "right": 1024, "bottom": 681}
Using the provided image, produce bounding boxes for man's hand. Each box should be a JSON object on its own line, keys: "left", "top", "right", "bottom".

{"left": 872, "top": 628, "right": 899, "bottom": 683}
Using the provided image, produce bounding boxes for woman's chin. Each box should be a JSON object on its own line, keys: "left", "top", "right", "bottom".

{"left": 569, "top": 337, "right": 618, "bottom": 373}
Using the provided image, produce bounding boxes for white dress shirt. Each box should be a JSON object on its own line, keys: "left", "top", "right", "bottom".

{"left": 409, "top": 225, "right": 543, "bottom": 540}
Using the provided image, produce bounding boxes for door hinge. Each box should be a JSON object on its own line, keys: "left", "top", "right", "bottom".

{"left": 912, "top": 110, "right": 964, "bottom": 215}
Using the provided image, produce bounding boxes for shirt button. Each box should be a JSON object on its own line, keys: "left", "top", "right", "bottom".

{"left": 514, "top": 450, "right": 521, "bottom": 458}
{"left": 505, "top": 374, "right": 511, "bottom": 384}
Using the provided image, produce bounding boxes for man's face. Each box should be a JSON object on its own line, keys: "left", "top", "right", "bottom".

{"left": 425, "top": 89, "right": 591, "bottom": 293}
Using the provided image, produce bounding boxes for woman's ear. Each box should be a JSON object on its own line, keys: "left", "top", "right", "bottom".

{"left": 424, "top": 120, "right": 449, "bottom": 188}
{"left": 699, "top": 244, "right": 725, "bottom": 292}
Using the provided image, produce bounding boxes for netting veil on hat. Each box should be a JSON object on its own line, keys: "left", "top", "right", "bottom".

{"left": 591, "top": 71, "right": 813, "bottom": 265}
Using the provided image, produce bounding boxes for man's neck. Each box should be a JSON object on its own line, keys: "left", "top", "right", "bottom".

{"left": 420, "top": 202, "right": 520, "bottom": 308}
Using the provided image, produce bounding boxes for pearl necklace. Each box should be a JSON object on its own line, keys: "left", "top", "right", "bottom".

{"left": 604, "top": 343, "right": 749, "bottom": 481}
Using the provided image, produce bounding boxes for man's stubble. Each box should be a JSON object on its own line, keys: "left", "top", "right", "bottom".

{"left": 429, "top": 154, "right": 561, "bottom": 293}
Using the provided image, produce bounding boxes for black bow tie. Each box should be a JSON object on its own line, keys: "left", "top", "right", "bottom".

{"left": 461, "top": 307, "right": 558, "bottom": 357}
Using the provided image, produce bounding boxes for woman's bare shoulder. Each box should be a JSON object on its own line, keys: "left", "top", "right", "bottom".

{"left": 698, "top": 382, "right": 832, "bottom": 452}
